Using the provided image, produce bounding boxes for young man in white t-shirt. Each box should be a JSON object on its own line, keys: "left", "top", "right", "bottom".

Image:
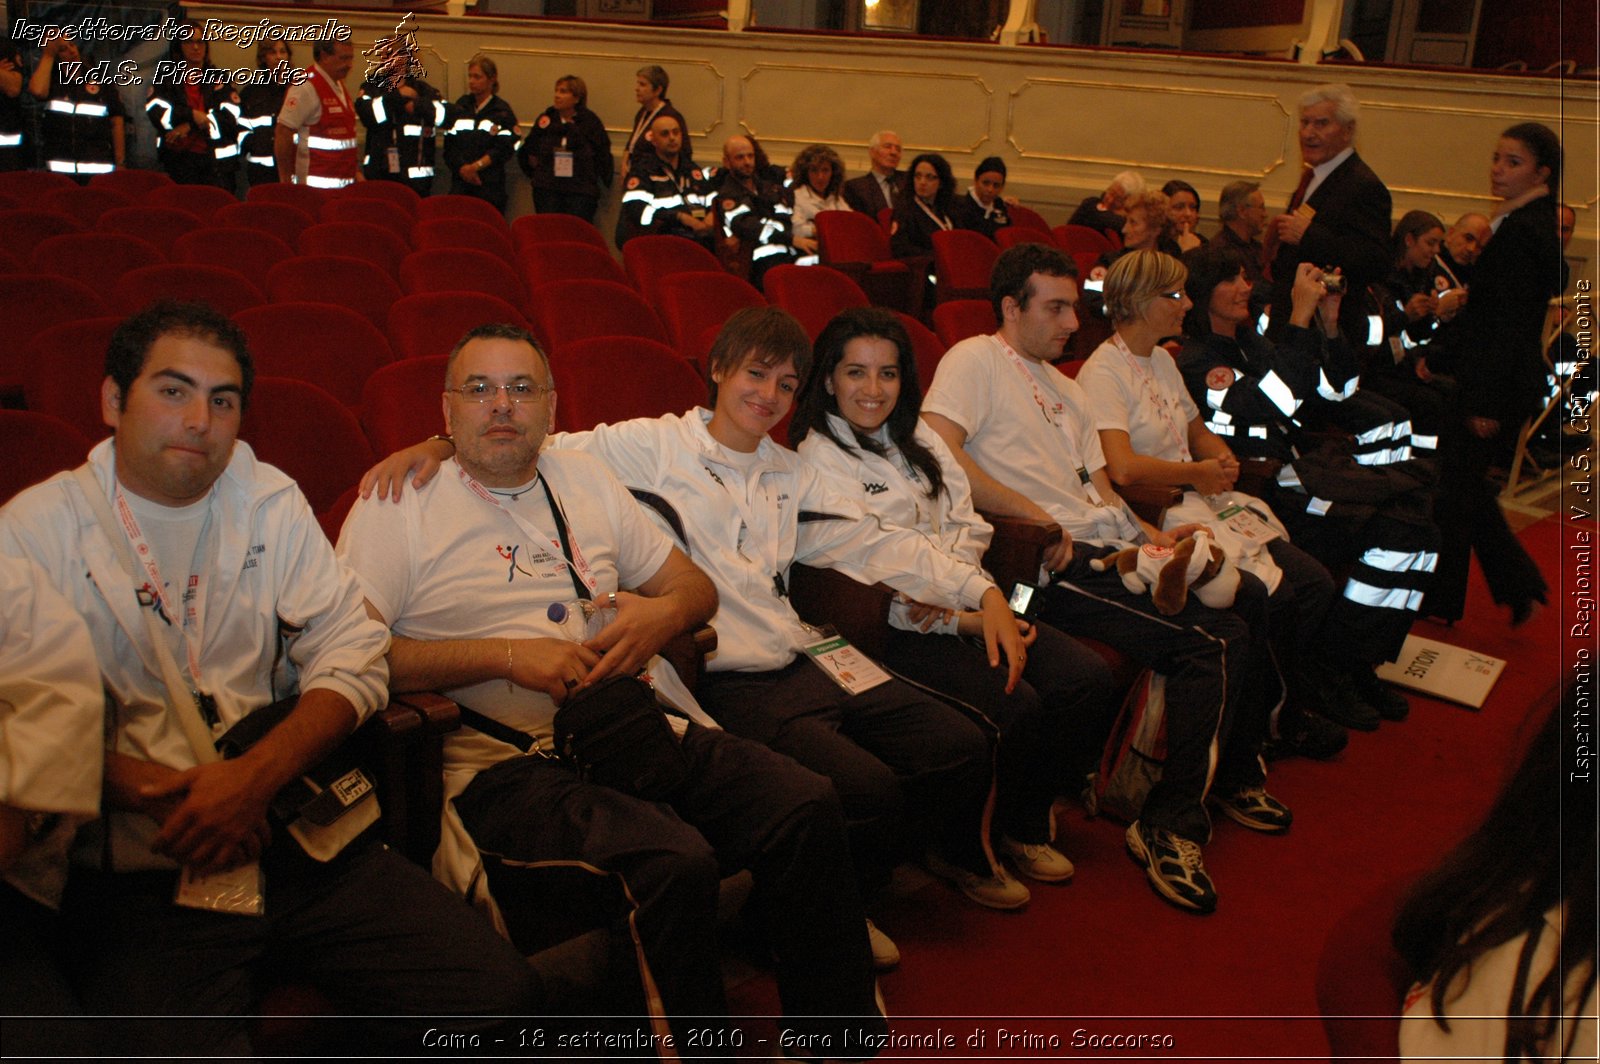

{"left": 922, "top": 243, "right": 1289, "bottom": 916}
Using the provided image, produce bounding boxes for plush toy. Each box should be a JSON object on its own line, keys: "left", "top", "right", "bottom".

{"left": 1089, "top": 530, "right": 1240, "bottom": 616}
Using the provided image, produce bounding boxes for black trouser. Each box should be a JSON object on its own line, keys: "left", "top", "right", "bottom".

{"left": 1, "top": 882, "right": 93, "bottom": 1057}
{"left": 1428, "top": 419, "right": 1547, "bottom": 621}
{"left": 1040, "top": 546, "right": 1271, "bottom": 844}
{"left": 455, "top": 724, "right": 881, "bottom": 1051}
{"left": 451, "top": 171, "right": 507, "bottom": 214}
{"left": 876, "top": 622, "right": 1115, "bottom": 844}
{"left": 697, "top": 658, "right": 994, "bottom": 886}
{"left": 61, "top": 840, "right": 536, "bottom": 1057}
{"left": 161, "top": 149, "right": 222, "bottom": 187}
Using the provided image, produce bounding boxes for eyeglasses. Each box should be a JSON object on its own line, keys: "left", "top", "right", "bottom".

{"left": 1155, "top": 291, "right": 1186, "bottom": 302}
{"left": 447, "top": 382, "right": 554, "bottom": 404}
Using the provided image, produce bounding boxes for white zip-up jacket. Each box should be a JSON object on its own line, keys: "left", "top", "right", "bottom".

{"left": 0, "top": 439, "right": 390, "bottom": 871}
{"left": 549, "top": 409, "right": 997, "bottom": 673}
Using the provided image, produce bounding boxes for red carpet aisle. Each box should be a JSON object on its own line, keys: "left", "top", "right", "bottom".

{"left": 724, "top": 517, "right": 1570, "bottom": 1060}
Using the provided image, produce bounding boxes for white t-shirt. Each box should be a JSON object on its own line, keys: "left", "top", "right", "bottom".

{"left": 1077, "top": 338, "right": 1199, "bottom": 463}
{"left": 0, "top": 555, "right": 103, "bottom": 908}
{"left": 338, "top": 451, "right": 675, "bottom": 778}
{"left": 792, "top": 185, "right": 847, "bottom": 241}
{"left": 121, "top": 490, "right": 208, "bottom": 691}
{"left": 921, "top": 333, "right": 1140, "bottom": 545}
{"left": 1399, "top": 905, "right": 1598, "bottom": 1063}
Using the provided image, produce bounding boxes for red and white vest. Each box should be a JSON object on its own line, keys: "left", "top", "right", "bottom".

{"left": 302, "top": 65, "right": 357, "bottom": 188}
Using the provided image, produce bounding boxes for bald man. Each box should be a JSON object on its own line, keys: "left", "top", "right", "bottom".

{"left": 714, "top": 133, "right": 801, "bottom": 286}
{"left": 614, "top": 111, "right": 714, "bottom": 248}
{"left": 1436, "top": 212, "right": 1492, "bottom": 289}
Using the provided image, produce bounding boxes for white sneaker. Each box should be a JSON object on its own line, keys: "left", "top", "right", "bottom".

{"left": 923, "top": 850, "right": 1031, "bottom": 910}
{"left": 865, "top": 918, "right": 900, "bottom": 971}
{"left": 998, "top": 835, "right": 1075, "bottom": 883}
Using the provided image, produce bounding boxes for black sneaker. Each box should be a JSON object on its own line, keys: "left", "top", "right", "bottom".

{"left": 1351, "top": 668, "right": 1410, "bottom": 722}
{"left": 1125, "top": 820, "right": 1216, "bottom": 914}
{"left": 1313, "top": 671, "right": 1381, "bottom": 732}
{"left": 1263, "top": 709, "right": 1348, "bottom": 762}
{"left": 1209, "top": 786, "right": 1293, "bottom": 834}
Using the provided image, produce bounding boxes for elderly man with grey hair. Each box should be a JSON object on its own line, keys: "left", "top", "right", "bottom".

{"left": 1067, "top": 169, "right": 1145, "bottom": 239}
{"left": 842, "top": 129, "right": 905, "bottom": 215}
{"left": 1263, "top": 82, "right": 1392, "bottom": 341}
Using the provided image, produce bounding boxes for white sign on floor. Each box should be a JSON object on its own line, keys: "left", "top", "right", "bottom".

{"left": 1376, "top": 635, "right": 1505, "bottom": 709}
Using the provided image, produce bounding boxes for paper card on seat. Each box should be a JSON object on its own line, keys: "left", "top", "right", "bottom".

{"left": 1375, "top": 635, "right": 1504, "bottom": 709}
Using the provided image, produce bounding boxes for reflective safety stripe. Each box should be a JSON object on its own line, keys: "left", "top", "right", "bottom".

{"left": 1355, "top": 422, "right": 1395, "bottom": 445}
{"left": 1316, "top": 367, "right": 1359, "bottom": 402}
{"left": 1206, "top": 387, "right": 1229, "bottom": 410}
{"left": 370, "top": 96, "right": 388, "bottom": 125}
{"left": 148, "top": 98, "right": 174, "bottom": 128}
{"left": 307, "top": 136, "right": 357, "bottom": 151}
{"left": 401, "top": 124, "right": 427, "bottom": 136}
{"left": 1247, "top": 426, "right": 1268, "bottom": 438}
{"left": 1256, "top": 310, "right": 1271, "bottom": 336}
{"left": 237, "top": 114, "right": 273, "bottom": 129}
{"left": 1367, "top": 314, "right": 1384, "bottom": 346}
{"left": 449, "top": 119, "right": 477, "bottom": 134}
{"left": 1360, "top": 547, "right": 1439, "bottom": 574}
{"left": 46, "top": 160, "right": 115, "bottom": 174}
{"left": 245, "top": 154, "right": 274, "bottom": 166}
{"left": 795, "top": 253, "right": 819, "bottom": 266}
{"left": 1354, "top": 445, "right": 1412, "bottom": 466}
{"left": 1206, "top": 420, "right": 1235, "bottom": 436}
{"left": 0, "top": 132, "right": 22, "bottom": 147}
{"left": 1258, "top": 370, "right": 1299, "bottom": 416}
{"left": 407, "top": 165, "right": 434, "bottom": 179}
{"left": 1306, "top": 496, "right": 1332, "bottom": 515}
{"left": 1277, "top": 464, "right": 1303, "bottom": 489}
{"left": 1411, "top": 434, "right": 1438, "bottom": 450}
{"left": 1343, "top": 579, "right": 1425, "bottom": 611}
{"left": 303, "top": 173, "right": 354, "bottom": 188}
{"left": 722, "top": 202, "right": 751, "bottom": 237}
{"left": 214, "top": 143, "right": 239, "bottom": 159}
{"left": 49, "top": 99, "right": 110, "bottom": 117}
{"left": 1211, "top": 410, "right": 1232, "bottom": 425}
{"left": 752, "top": 243, "right": 789, "bottom": 260}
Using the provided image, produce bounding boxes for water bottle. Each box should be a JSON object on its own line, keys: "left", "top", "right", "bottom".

{"left": 547, "top": 598, "right": 615, "bottom": 642}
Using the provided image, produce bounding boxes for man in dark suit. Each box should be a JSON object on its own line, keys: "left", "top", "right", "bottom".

{"left": 1264, "top": 84, "right": 1391, "bottom": 341}
{"left": 841, "top": 129, "right": 904, "bottom": 217}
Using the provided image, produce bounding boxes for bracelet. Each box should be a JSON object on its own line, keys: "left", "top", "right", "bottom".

{"left": 427, "top": 433, "right": 455, "bottom": 449}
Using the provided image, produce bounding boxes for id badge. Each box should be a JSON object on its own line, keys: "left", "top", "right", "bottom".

{"left": 1213, "top": 502, "right": 1281, "bottom": 545}
{"left": 553, "top": 149, "right": 574, "bottom": 178}
{"left": 386, "top": 146, "right": 400, "bottom": 174}
{"left": 175, "top": 861, "right": 265, "bottom": 916}
{"left": 803, "top": 628, "right": 891, "bottom": 694}
{"left": 1388, "top": 335, "right": 1405, "bottom": 365}
{"left": 1294, "top": 203, "right": 1317, "bottom": 221}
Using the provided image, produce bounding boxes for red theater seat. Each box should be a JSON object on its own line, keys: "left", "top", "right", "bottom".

{"left": 550, "top": 337, "right": 705, "bottom": 432}
{"left": 763, "top": 264, "right": 869, "bottom": 340}
{"left": 267, "top": 255, "right": 404, "bottom": 331}
{"left": 233, "top": 303, "right": 395, "bottom": 409}
{"left": 113, "top": 263, "right": 265, "bottom": 317}
{"left": 0, "top": 411, "right": 93, "bottom": 506}
{"left": 386, "top": 292, "right": 529, "bottom": 361}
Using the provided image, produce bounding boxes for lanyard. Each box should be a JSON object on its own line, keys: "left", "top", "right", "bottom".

{"left": 456, "top": 465, "right": 598, "bottom": 600}
{"left": 112, "top": 482, "right": 212, "bottom": 695}
{"left": 1111, "top": 332, "right": 1192, "bottom": 462}
{"left": 916, "top": 199, "right": 953, "bottom": 232}
{"left": 994, "top": 336, "right": 1109, "bottom": 507}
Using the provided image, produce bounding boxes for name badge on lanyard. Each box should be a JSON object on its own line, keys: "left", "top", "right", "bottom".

{"left": 553, "top": 149, "right": 574, "bottom": 178}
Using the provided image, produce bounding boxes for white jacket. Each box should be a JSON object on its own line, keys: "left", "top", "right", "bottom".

{"left": 797, "top": 415, "right": 994, "bottom": 635}
{"left": 0, "top": 440, "right": 390, "bottom": 871}
{"left": 550, "top": 410, "right": 997, "bottom": 673}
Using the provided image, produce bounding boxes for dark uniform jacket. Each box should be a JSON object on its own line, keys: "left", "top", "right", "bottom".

{"left": 615, "top": 150, "right": 714, "bottom": 247}
{"left": 951, "top": 190, "right": 1010, "bottom": 240}
{"left": 517, "top": 105, "right": 613, "bottom": 199}
{"left": 355, "top": 81, "right": 446, "bottom": 195}
{"left": 444, "top": 93, "right": 517, "bottom": 208}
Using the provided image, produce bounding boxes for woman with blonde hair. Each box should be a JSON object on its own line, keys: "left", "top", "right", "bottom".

{"left": 444, "top": 53, "right": 518, "bottom": 214}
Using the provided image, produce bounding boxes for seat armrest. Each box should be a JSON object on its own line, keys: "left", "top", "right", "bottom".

{"left": 380, "top": 692, "right": 460, "bottom": 866}
{"left": 660, "top": 624, "right": 718, "bottom": 692}
{"left": 1119, "top": 483, "right": 1182, "bottom": 527}
{"left": 788, "top": 564, "right": 894, "bottom": 661}
{"left": 978, "top": 511, "right": 1060, "bottom": 591}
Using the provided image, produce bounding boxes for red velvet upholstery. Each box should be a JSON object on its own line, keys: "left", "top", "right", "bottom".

{"left": 0, "top": 275, "right": 111, "bottom": 399}
{"left": 112, "top": 263, "right": 265, "bottom": 317}
{"left": 297, "top": 221, "right": 411, "bottom": 278}
{"left": 1055, "top": 223, "right": 1116, "bottom": 255}
{"left": 656, "top": 270, "right": 765, "bottom": 365}
{"left": 0, "top": 411, "right": 92, "bottom": 505}
{"left": 385, "top": 291, "right": 529, "bottom": 360}
{"left": 89, "top": 169, "right": 175, "bottom": 198}
{"left": 416, "top": 194, "right": 507, "bottom": 229}
{"left": 1006, "top": 204, "right": 1050, "bottom": 234}
{"left": 1, "top": 209, "right": 84, "bottom": 259}
{"left": 360, "top": 355, "right": 448, "bottom": 457}
{"left": 411, "top": 218, "right": 516, "bottom": 264}
{"left": 30, "top": 232, "right": 165, "bottom": 292}
{"left": 246, "top": 181, "right": 329, "bottom": 216}
{"left": 36, "top": 186, "right": 133, "bottom": 226}
{"left": 173, "top": 228, "right": 296, "bottom": 274}
{"left": 518, "top": 242, "right": 628, "bottom": 293}
{"left": 337, "top": 179, "right": 422, "bottom": 216}
{"left": 891, "top": 311, "right": 946, "bottom": 392}
{"left": 22, "top": 317, "right": 123, "bottom": 441}
{"left": 233, "top": 302, "right": 395, "bottom": 409}
{"left": 931, "top": 228, "right": 998, "bottom": 304}
{"left": 267, "top": 255, "right": 403, "bottom": 331}
{"left": 763, "top": 264, "right": 869, "bottom": 340}
{"left": 401, "top": 248, "right": 529, "bottom": 313}
{"left": 529, "top": 279, "right": 667, "bottom": 351}
{"left": 622, "top": 235, "right": 724, "bottom": 306}
{"left": 511, "top": 213, "right": 609, "bottom": 254}
{"left": 143, "top": 183, "right": 234, "bottom": 222}
{"left": 996, "top": 226, "right": 1058, "bottom": 252}
{"left": 318, "top": 198, "right": 413, "bottom": 245}
{"left": 932, "top": 298, "right": 997, "bottom": 349}
{"left": 239, "top": 377, "right": 374, "bottom": 515}
{"left": 213, "top": 202, "right": 318, "bottom": 245}
{"left": 0, "top": 171, "right": 77, "bottom": 199}
{"left": 548, "top": 337, "right": 705, "bottom": 431}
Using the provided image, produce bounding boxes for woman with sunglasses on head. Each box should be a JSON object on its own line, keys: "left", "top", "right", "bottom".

{"left": 791, "top": 306, "right": 1115, "bottom": 886}
{"left": 1079, "top": 250, "right": 1389, "bottom": 749}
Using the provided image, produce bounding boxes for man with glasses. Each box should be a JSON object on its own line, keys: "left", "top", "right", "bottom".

{"left": 337, "top": 323, "right": 886, "bottom": 1052}
{"left": 0, "top": 302, "right": 535, "bottom": 1055}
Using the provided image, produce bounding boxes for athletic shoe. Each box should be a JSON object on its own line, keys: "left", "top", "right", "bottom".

{"left": 1351, "top": 668, "right": 1411, "bottom": 722}
{"left": 1313, "top": 671, "right": 1381, "bottom": 732}
{"left": 1263, "top": 709, "right": 1347, "bottom": 762}
{"left": 998, "top": 835, "right": 1075, "bottom": 883}
{"left": 1209, "top": 786, "right": 1293, "bottom": 834}
{"left": 1124, "top": 820, "right": 1217, "bottom": 914}
{"left": 923, "top": 850, "right": 1031, "bottom": 910}
{"left": 865, "top": 919, "right": 900, "bottom": 971}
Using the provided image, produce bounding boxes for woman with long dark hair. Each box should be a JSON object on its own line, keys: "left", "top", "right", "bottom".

{"left": 1424, "top": 122, "right": 1562, "bottom": 626}
{"left": 1393, "top": 681, "right": 1595, "bottom": 1060}
{"left": 790, "top": 306, "right": 1113, "bottom": 886}
{"left": 1162, "top": 179, "right": 1203, "bottom": 253}
{"left": 889, "top": 151, "right": 956, "bottom": 259}
{"left": 235, "top": 39, "right": 293, "bottom": 187}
